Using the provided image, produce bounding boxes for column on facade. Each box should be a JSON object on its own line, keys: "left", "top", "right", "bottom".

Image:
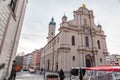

{"left": 58, "top": 52, "right": 62, "bottom": 71}
{"left": 82, "top": 35, "right": 86, "bottom": 48}
{"left": 91, "top": 33, "right": 97, "bottom": 66}
{"left": 78, "top": 30, "right": 82, "bottom": 47}
{"left": 54, "top": 51, "right": 57, "bottom": 71}
{"left": 80, "top": 32, "right": 85, "bottom": 67}
{"left": 92, "top": 35, "right": 96, "bottom": 49}
{"left": 62, "top": 50, "right": 66, "bottom": 71}
{"left": 103, "top": 36, "right": 107, "bottom": 51}
{"left": 77, "top": 13, "right": 81, "bottom": 29}
{"left": 94, "top": 53, "right": 98, "bottom": 66}
{"left": 102, "top": 36, "right": 108, "bottom": 65}
{"left": 81, "top": 52, "right": 85, "bottom": 67}
{"left": 57, "top": 50, "right": 68, "bottom": 72}
{"left": 101, "top": 36, "right": 105, "bottom": 51}
{"left": 54, "top": 50, "right": 58, "bottom": 71}
{"left": 83, "top": 53, "right": 86, "bottom": 67}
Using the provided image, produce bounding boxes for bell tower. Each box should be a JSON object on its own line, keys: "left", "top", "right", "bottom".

{"left": 47, "top": 17, "right": 56, "bottom": 42}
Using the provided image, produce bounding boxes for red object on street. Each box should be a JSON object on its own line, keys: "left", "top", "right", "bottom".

{"left": 15, "top": 65, "right": 22, "bottom": 72}
{"left": 86, "top": 66, "right": 120, "bottom": 72}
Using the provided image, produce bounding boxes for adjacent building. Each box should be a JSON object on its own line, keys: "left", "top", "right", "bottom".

{"left": 31, "top": 48, "right": 42, "bottom": 70}
{"left": 106, "top": 55, "right": 120, "bottom": 65}
{"left": 15, "top": 55, "right": 24, "bottom": 67}
{"left": 23, "top": 53, "right": 33, "bottom": 70}
{"left": 0, "top": 0, "right": 27, "bottom": 79}
{"left": 40, "top": 4, "right": 109, "bottom": 72}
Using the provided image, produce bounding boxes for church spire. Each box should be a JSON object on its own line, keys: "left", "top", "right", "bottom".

{"left": 48, "top": 17, "right": 56, "bottom": 42}
{"left": 49, "top": 17, "right": 56, "bottom": 26}
{"left": 62, "top": 14, "right": 67, "bottom": 23}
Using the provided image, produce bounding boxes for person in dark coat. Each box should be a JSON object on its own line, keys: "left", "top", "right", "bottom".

{"left": 59, "top": 69, "right": 65, "bottom": 80}
{"left": 8, "top": 60, "right": 17, "bottom": 80}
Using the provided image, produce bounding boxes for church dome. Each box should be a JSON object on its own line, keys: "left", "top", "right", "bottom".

{"left": 49, "top": 17, "right": 56, "bottom": 25}
{"left": 62, "top": 14, "right": 67, "bottom": 23}
{"left": 62, "top": 14, "right": 67, "bottom": 19}
{"left": 97, "top": 24, "right": 102, "bottom": 27}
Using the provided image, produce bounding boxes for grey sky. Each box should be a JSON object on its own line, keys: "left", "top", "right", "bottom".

{"left": 17, "top": 0, "right": 120, "bottom": 55}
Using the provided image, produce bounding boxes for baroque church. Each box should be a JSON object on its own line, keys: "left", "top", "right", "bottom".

{"left": 40, "top": 4, "right": 109, "bottom": 72}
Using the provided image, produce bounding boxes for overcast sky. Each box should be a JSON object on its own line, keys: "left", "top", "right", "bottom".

{"left": 17, "top": 0, "right": 120, "bottom": 55}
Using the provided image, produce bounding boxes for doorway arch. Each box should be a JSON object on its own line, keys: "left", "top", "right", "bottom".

{"left": 85, "top": 54, "right": 92, "bottom": 67}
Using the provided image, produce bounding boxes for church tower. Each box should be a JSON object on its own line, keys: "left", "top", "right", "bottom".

{"left": 47, "top": 17, "right": 56, "bottom": 42}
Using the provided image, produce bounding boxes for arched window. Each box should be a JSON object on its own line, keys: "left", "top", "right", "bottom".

{"left": 72, "top": 36, "right": 75, "bottom": 46}
{"left": 85, "top": 36, "right": 89, "bottom": 47}
{"left": 84, "top": 18, "right": 87, "bottom": 25}
{"left": 51, "top": 32, "right": 53, "bottom": 35}
{"left": 97, "top": 40, "right": 101, "bottom": 49}
{"left": 100, "top": 58, "right": 102, "bottom": 63}
{"left": 72, "top": 56, "right": 75, "bottom": 61}
{"left": 57, "top": 37, "right": 59, "bottom": 43}
{"left": 47, "top": 60, "right": 50, "bottom": 71}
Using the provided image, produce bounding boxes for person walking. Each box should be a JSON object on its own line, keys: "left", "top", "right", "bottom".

{"left": 8, "top": 60, "right": 17, "bottom": 80}
{"left": 59, "top": 69, "right": 65, "bottom": 80}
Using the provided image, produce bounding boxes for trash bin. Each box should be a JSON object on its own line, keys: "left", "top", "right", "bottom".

{"left": 46, "top": 74, "right": 59, "bottom": 80}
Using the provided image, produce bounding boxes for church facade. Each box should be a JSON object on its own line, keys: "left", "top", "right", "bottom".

{"left": 40, "top": 4, "right": 109, "bottom": 72}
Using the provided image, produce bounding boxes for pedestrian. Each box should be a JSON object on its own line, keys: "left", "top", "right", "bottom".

{"left": 59, "top": 69, "right": 65, "bottom": 80}
{"left": 40, "top": 68, "right": 43, "bottom": 74}
{"left": 8, "top": 60, "right": 17, "bottom": 80}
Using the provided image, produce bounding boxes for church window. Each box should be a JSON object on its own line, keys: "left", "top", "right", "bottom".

{"left": 85, "top": 36, "right": 89, "bottom": 47}
{"left": 72, "top": 36, "right": 75, "bottom": 46}
{"left": 57, "top": 37, "right": 59, "bottom": 43}
{"left": 97, "top": 40, "right": 101, "bottom": 49}
{"left": 73, "top": 56, "right": 75, "bottom": 61}
{"left": 54, "top": 40, "right": 56, "bottom": 45}
{"left": 10, "top": 0, "right": 17, "bottom": 12}
{"left": 51, "top": 32, "right": 53, "bottom": 35}
{"left": 47, "top": 60, "right": 50, "bottom": 71}
{"left": 100, "top": 58, "right": 102, "bottom": 62}
{"left": 84, "top": 18, "right": 87, "bottom": 25}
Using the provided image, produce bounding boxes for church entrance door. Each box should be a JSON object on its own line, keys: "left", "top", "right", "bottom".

{"left": 86, "top": 59, "right": 91, "bottom": 67}
{"left": 85, "top": 54, "right": 92, "bottom": 67}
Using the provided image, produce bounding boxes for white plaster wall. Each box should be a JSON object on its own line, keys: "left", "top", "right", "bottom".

{"left": 0, "top": 0, "right": 27, "bottom": 79}
{"left": 41, "top": 6, "right": 109, "bottom": 72}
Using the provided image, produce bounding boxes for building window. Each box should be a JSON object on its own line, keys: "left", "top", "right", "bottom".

{"left": 97, "top": 40, "right": 101, "bottom": 49}
{"left": 57, "top": 37, "right": 59, "bottom": 43}
{"left": 54, "top": 40, "right": 56, "bottom": 45}
{"left": 10, "top": 0, "right": 17, "bottom": 12}
{"left": 72, "top": 36, "right": 75, "bottom": 46}
{"left": 51, "top": 32, "right": 53, "bottom": 35}
{"left": 85, "top": 36, "right": 89, "bottom": 47}
{"left": 100, "top": 58, "right": 102, "bottom": 63}
{"left": 84, "top": 18, "right": 87, "bottom": 25}
{"left": 73, "top": 56, "right": 75, "bottom": 61}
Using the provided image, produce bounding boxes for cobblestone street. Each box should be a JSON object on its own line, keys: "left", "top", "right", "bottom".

{"left": 16, "top": 71, "right": 70, "bottom": 80}
{"left": 16, "top": 71, "right": 44, "bottom": 80}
